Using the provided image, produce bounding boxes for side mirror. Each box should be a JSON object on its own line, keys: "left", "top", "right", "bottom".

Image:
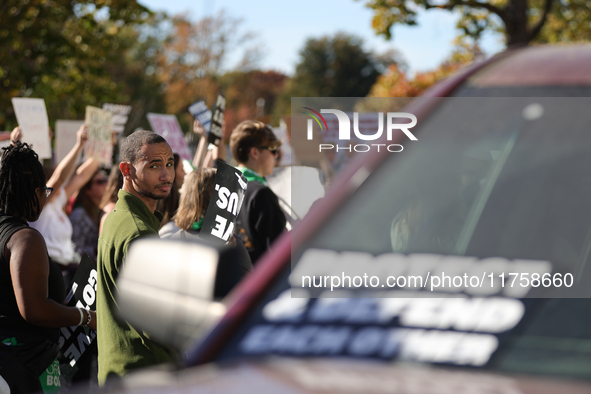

{"left": 117, "top": 237, "right": 232, "bottom": 351}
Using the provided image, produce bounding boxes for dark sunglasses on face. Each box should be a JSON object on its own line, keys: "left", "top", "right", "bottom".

{"left": 94, "top": 179, "right": 108, "bottom": 185}
{"left": 257, "top": 146, "right": 279, "bottom": 155}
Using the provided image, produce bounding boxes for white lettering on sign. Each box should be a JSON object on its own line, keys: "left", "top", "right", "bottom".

{"left": 214, "top": 184, "right": 240, "bottom": 215}
{"left": 240, "top": 325, "right": 351, "bottom": 355}
{"left": 102, "top": 103, "right": 131, "bottom": 115}
{"left": 262, "top": 290, "right": 309, "bottom": 322}
{"left": 76, "top": 269, "right": 97, "bottom": 310}
{"left": 235, "top": 173, "right": 247, "bottom": 190}
{"left": 396, "top": 329, "right": 498, "bottom": 366}
{"left": 304, "top": 297, "right": 524, "bottom": 334}
{"left": 65, "top": 343, "right": 81, "bottom": 366}
{"left": 399, "top": 297, "right": 524, "bottom": 333}
{"left": 211, "top": 215, "right": 234, "bottom": 241}
{"left": 238, "top": 324, "right": 498, "bottom": 366}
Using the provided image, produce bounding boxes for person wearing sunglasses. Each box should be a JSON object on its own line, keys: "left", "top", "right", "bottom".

{"left": 230, "top": 120, "right": 287, "bottom": 264}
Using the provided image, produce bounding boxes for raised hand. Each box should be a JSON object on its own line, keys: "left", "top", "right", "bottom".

{"left": 76, "top": 124, "right": 88, "bottom": 146}
{"left": 10, "top": 126, "right": 22, "bottom": 143}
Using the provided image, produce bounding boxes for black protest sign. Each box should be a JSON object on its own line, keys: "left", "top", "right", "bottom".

{"left": 207, "top": 94, "right": 226, "bottom": 146}
{"left": 188, "top": 100, "right": 212, "bottom": 132}
{"left": 102, "top": 103, "right": 132, "bottom": 134}
{"left": 70, "top": 253, "right": 98, "bottom": 310}
{"left": 58, "top": 253, "right": 97, "bottom": 382}
{"left": 201, "top": 161, "right": 248, "bottom": 245}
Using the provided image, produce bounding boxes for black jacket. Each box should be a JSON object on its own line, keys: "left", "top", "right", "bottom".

{"left": 236, "top": 181, "right": 286, "bottom": 264}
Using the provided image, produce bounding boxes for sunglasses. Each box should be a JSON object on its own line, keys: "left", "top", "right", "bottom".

{"left": 93, "top": 178, "right": 109, "bottom": 185}
{"left": 257, "top": 146, "right": 280, "bottom": 155}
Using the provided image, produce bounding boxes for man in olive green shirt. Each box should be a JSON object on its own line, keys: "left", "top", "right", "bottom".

{"left": 97, "top": 130, "right": 175, "bottom": 385}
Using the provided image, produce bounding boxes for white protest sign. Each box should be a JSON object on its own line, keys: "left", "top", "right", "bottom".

{"left": 267, "top": 166, "right": 324, "bottom": 223}
{"left": 55, "top": 120, "right": 84, "bottom": 165}
{"left": 146, "top": 113, "right": 192, "bottom": 160}
{"left": 102, "top": 103, "right": 131, "bottom": 134}
{"left": 0, "top": 139, "right": 11, "bottom": 152}
{"left": 84, "top": 106, "right": 112, "bottom": 165}
{"left": 11, "top": 98, "right": 52, "bottom": 159}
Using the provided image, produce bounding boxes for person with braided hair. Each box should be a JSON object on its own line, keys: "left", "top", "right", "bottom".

{"left": 0, "top": 141, "right": 96, "bottom": 393}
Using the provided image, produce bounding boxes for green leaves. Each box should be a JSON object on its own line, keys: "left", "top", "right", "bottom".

{"left": 361, "top": 0, "right": 591, "bottom": 46}
{"left": 289, "top": 32, "right": 396, "bottom": 98}
{"left": 0, "top": 0, "right": 154, "bottom": 131}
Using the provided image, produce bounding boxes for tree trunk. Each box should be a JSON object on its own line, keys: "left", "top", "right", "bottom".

{"left": 504, "top": 0, "right": 530, "bottom": 46}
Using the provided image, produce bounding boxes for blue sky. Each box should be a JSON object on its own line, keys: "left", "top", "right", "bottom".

{"left": 139, "top": 0, "right": 505, "bottom": 76}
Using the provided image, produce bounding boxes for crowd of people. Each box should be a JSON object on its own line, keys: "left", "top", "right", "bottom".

{"left": 0, "top": 119, "right": 289, "bottom": 392}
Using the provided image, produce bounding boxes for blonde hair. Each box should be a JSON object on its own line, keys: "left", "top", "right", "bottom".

{"left": 174, "top": 168, "right": 217, "bottom": 231}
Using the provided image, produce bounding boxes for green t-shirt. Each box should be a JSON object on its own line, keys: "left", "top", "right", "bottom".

{"left": 96, "top": 190, "right": 173, "bottom": 385}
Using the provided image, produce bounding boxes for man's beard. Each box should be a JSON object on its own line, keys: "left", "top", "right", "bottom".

{"left": 136, "top": 183, "right": 171, "bottom": 200}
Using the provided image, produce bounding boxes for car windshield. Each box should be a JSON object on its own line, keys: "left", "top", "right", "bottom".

{"left": 304, "top": 97, "right": 591, "bottom": 379}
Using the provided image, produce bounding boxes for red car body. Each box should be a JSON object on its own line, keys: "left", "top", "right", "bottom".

{"left": 107, "top": 44, "right": 591, "bottom": 393}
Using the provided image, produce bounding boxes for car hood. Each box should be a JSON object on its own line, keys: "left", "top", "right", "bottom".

{"left": 101, "top": 357, "right": 591, "bottom": 394}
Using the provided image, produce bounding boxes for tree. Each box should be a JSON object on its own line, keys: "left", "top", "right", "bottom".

{"left": 273, "top": 32, "right": 399, "bottom": 118}
{"left": 361, "top": 0, "right": 591, "bottom": 46}
{"left": 534, "top": 0, "right": 591, "bottom": 43}
{"left": 220, "top": 70, "right": 287, "bottom": 137}
{"left": 106, "top": 13, "right": 169, "bottom": 134}
{"left": 0, "top": 0, "right": 153, "bottom": 130}
{"left": 369, "top": 41, "right": 484, "bottom": 97}
{"left": 156, "top": 10, "right": 263, "bottom": 131}
{"left": 288, "top": 32, "right": 397, "bottom": 97}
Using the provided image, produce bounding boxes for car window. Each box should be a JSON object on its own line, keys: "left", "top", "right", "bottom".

{"left": 302, "top": 97, "right": 591, "bottom": 378}
{"left": 216, "top": 97, "right": 591, "bottom": 381}
{"left": 311, "top": 97, "right": 591, "bottom": 274}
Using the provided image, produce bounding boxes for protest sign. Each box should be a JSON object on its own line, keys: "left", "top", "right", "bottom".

{"left": 102, "top": 103, "right": 132, "bottom": 134}
{"left": 188, "top": 100, "right": 212, "bottom": 132}
{"left": 208, "top": 95, "right": 226, "bottom": 146}
{"left": 146, "top": 113, "right": 192, "bottom": 160}
{"left": 58, "top": 253, "right": 97, "bottom": 382}
{"left": 55, "top": 120, "right": 84, "bottom": 165}
{"left": 11, "top": 98, "right": 52, "bottom": 159}
{"left": 267, "top": 165, "right": 324, "bottom": 225}
{"left": 85, "top": 106, "right": 113, "bottom": 165}
{"left": 201, "top": 161, "right": 248, "bottom": 245}
{"left": 0, "top": 139, "right": 10, "bottom": 151}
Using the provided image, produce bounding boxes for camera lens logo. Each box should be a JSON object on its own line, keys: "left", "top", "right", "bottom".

{"left": 302, "top": 107, "right": 329, "bottom": 139}
{"left": 302, "top": 107, "right": 417, "bottom": 153}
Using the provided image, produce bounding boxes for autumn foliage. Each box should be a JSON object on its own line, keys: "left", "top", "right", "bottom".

{"left": 369, "top": 42, "right": 484, "bottom": 97}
